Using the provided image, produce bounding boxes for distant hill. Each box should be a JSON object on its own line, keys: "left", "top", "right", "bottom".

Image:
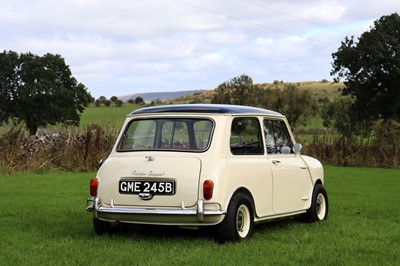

{"left": 172, "top": 81, "right": 345, "bottom": 104}
{"left": 118, "top": 81, "right": 345, "bottom": 104}
{"left": 119, "top": 90, "right": 206, "bottom": 102}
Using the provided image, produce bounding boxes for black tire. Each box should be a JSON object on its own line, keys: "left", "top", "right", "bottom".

{"left": 216, "top": 192, "right": 254, "bottom": 243}
{"left": 303, "top": 183, "right": 329, "bottom": 223}
{"left": 93, "top": 218, "right": 112, "bottom": 235}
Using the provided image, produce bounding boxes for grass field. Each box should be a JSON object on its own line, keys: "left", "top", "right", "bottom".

{"left": 79, "top": 103, "right": 142, "bottom": 129}
{"left": 80, "top": 80, "right": 342, "bottom": 129}
{"left": 79, "top": 103, "right": 325, "bottom": 131}
{"left": 0, "top": 166, "right": 399, "bottom": 265}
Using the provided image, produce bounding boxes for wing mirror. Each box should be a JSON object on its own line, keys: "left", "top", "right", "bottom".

{"left": 293, "top": 143, "right": 302, "bottom": 154}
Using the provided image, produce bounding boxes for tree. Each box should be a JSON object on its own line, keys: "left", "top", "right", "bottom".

{"left": 97, "top": 96, "right": 107, "bottom": 104}
{"left": 0, "top": 51, "right": 19, "bottom": 124}
{"left": 331, "top": 13, "right": 400, "bottom": 126}
{"left": 110, "top": 96, "right": 118, "bottom": 102}
{"left": 212, "top": 74, "right": 255, "bottom": 105}
{"left": 134, "top": 96, "right": 144, "bottom": 105}
{"left": 210, "top": 74, "right": 317, "bottom": 128}
{"left": 0, "top": 51, "right": 91, "bottom": 135}
{"left": 275, "top": 84, "right": 318, "bottom": 129}
{"left": 322, "top": 97, "right": 354, "bottom": 137}
{"left": 212, "top": 81, "right": 231, "bottom": 104}
{"left": 115, "top": 99, "right": 123, "bottom": 107}
{"left": 255, "top": 84, "right": 318, "bottom": 128}
{"left": 104, "top": 100, "right": 111, "bottom": 107}
{"left": 154, "top": 98, "right": 163, "bottom": 105}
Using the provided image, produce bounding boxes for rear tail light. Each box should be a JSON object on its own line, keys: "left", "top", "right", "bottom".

{"left": 203, "top": 180, "right": 214, "bottom": 200}
{"left": 90, "top": 178, "right": 99, "bottom": 197}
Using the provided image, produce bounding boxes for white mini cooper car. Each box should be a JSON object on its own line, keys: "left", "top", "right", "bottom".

{"left": 87, "top": 104, "right": 328, "bottom": 242}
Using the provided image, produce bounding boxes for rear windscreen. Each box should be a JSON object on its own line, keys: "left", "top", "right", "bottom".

{"left": 117, "top": 118, "right": 214, "bottom": 152}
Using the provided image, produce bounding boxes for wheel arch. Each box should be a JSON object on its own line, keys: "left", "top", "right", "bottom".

{"left": 226, "top": 187, "right": 256, "bottom": 216}
{"left": 216, "top": 187, "right": 256, "bottom": 242}
{"left": 305, "top": 179, "right": 324, "bottom": 209}
{"left": 314, "top": 178, "right": 323, "bottom": 186}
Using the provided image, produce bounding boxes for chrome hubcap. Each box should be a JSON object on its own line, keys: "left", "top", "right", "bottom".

{"left": 237, "top": 211, "right": 244, "bottom": 232}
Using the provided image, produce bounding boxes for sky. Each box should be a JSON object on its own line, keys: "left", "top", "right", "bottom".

{"left": 1, "top": 0, "right": 399, "bottom": 99}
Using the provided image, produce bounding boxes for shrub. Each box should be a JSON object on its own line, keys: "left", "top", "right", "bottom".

{"left": 1, "top": 120, "right": 399, "bottom": 174}
{"left": 371, "top": 119, "right": 400, "bottom": 168}
{"left": 0, "top": 125, "right": 118, "bottom": 174}
{"left": 299, "top": 120, "right": 400, "bottom": 168}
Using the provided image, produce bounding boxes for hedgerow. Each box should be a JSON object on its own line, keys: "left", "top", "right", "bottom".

{"left": 0, "top": 125, "right": 117, "bottom": 174}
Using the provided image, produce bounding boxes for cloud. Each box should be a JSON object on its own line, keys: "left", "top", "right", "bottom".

{"left": 0, "top": 0, "right": 398, "bottom": 98}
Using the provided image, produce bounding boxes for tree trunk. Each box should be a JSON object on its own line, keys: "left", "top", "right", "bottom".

{"left": 26, "top": 117, "right": 38, "bottom": 135}
{"left": 27, "top": 124, "right": 38, "bottom": 135}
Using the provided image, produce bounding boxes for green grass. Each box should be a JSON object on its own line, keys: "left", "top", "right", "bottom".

{"left": 1, "top": 167, "right": 399, "bottom": 265}
{"left": 302, "top": 115, "right": 324, "bottom": 129}
{"left": 79, "top": 103, "right": 142, "bottom": 128}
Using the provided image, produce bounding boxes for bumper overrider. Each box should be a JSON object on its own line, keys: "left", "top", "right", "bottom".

{"left": 86, "top": 197, "right": 226, "bottom": 225}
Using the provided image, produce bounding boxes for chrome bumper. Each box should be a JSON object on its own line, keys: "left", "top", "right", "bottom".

{"left": 87, "top": 197, "right": 225, "bottom": 224}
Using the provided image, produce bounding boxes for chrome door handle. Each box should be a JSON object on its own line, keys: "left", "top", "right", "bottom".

{"left": 272, "top": 160, "right": 281, "bottom": 165}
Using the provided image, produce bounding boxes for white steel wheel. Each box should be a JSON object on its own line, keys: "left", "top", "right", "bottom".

{"left": 236, "top": 204, "right": 251, "bottom": 238}
{"left": 316, "top": 193, "right": 327, "bottom": 220}
{"left": 303, "top": 183, "right": 329, "bottom": 223}
{"left": 216, "top": 192, "right": 254, "bottom": 243}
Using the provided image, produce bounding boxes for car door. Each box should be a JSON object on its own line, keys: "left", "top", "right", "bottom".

{"left": 263, "top": 119, "right": 312, "bottom": 214}
{"left": 227, "top": 116, "right": 274, "bottom": 217}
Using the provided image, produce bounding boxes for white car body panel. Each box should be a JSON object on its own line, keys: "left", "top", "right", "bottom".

{"left": 87, "top": 104, "right": 326, "bottom": 230}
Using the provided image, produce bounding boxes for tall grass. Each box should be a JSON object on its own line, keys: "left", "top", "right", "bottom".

{"left": 1, "top": 118, "right": 399, "bottom": 174}
{"left": 0, "top": 125, "right": 118, "bottom": 174}
{"left": 0, "top": 129, "right": 398, "bottom": 174}
{"left": 299, "top": 120, "right": 400, "bottom": 168}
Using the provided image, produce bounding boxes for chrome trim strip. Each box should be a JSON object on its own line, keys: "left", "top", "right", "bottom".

{"left": 97, "top": 207, "right": 224, "bottom": 216}
{"left": 88, "top": 197, "right": 225, "bottom": 222}
{"left": 255, "top": 209, "right": 306, "bottom": 222}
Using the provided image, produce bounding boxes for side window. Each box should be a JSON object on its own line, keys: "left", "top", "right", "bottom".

{"left": 230, "top": 117, "right": 264, "bottom": 155}
{"left": 263, "top": 119, "right": 293, "bottom": 154}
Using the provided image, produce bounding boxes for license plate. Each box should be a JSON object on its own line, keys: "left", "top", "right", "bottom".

{"left": 119, "top": 180, "right": 175, "bottom": 195}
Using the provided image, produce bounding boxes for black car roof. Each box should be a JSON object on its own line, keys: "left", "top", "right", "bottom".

{"left": 130, "top": 104, "right": 282, "bottom": 116}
